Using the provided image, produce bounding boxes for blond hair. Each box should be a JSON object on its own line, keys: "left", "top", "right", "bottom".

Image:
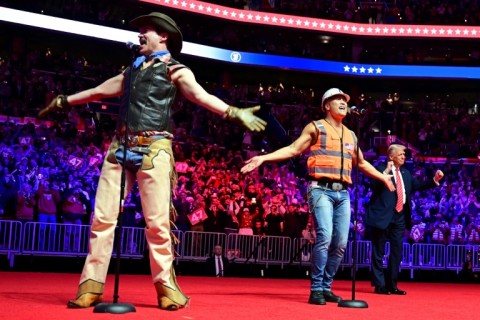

{"left": 387, "top": 144, "right": 406, "bottom": 157}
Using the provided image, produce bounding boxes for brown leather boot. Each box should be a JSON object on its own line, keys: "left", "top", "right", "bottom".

{"left": 154, "top": 268, "right": 190, "bottom": 311}
{"left": 67, "top": 279, "right": 104, "bottom": 308}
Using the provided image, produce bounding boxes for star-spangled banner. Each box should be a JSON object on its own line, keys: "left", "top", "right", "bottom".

{"left": 140, "top": 0, "right": 480, "bottom": 39}
{"left": 2, "top": 6, "right": 480, "bottom": 79}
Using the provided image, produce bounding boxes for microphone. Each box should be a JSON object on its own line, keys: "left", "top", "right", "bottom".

{"left": 126, "top": 41, "right": 140, "bottom": 52}
{"left": 349, "top": 106, "right": 366, "bottom": 115}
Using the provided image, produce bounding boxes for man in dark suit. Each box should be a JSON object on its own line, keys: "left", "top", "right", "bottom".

{"left": 205, "top": 244, "right": 230, "bottom": 277}
{"left": 366, "top": 144, "right": 444, "bottom": 295}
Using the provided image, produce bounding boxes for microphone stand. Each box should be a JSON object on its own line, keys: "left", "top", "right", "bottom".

{"left": 93, "top": 47, "right": 138, "bottom": 314}
{"left": 338, "top": 112, "right": 368, "bottom": 309}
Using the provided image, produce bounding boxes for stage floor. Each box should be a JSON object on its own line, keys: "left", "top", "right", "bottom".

{"left": 0, "top": 271, "right": 478, "bottom": 320}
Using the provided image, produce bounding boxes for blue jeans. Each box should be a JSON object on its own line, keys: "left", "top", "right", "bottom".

{"left": 308, "top": 185, "right": 351, "bottom": 292}
{"left": 115, "top": 148, "right": 144, "bottom": 172}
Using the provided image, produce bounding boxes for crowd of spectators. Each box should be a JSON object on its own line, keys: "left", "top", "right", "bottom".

{"left": 240, "top": 0, "right": 480, "bottom": 26}
{"left": 0, "top": 115, "right": 479, "bottom": 246}
{"left": 0, "top": 0, "right": 479, "bottom": 249}
{"left": 8, "top": 0, "right": 480, "bottom": 26}
{"left": 3, "top": 0, "right": 480, "bottom": 65}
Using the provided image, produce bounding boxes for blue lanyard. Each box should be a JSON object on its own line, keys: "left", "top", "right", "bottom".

{"left": 133, "top": 50, "right": 170, "bottom": 69}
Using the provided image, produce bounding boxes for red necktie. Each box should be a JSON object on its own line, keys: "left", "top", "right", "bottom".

{"left": 395, "top": 168, "right": 404, "bottom": 212}
{"left": 216, "top": 257, "right": 223, "bottom": 277}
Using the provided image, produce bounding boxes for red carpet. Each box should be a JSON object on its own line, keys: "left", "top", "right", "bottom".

{"left": 0, "top": 271, "right": 478, "bottom": 320}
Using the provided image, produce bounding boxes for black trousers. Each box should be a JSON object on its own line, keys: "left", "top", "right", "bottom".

{"left": 370, "top": 211, "right": 405, "bottom": 289}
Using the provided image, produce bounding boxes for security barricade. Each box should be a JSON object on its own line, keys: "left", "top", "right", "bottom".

{"left": 5, "top": 221, "right": 480, "bottom": 277}
{"left": 340, "top": 240, "right": 352, "bottom": 268}
{"left": 411, "top": 243, "right": 446, "bottom": 269}
{"left": 172, "top": 229, "right": 183, "bottom": 260}
{"left": 353, "top": 240, "right": 372, "bottom": 269}
{"left": 225, "top": 233, "right": 261, "bottom": 263}
{"left": 118, "top": 226, "right": 147, "bottom": 258}
{"left": 21, "top": 222, "right": 147, "bottom": 259}
{"left": 471, "top": 246, "right": 480, "bottom": 271}
{"left": 182, "top": 231, "right": 226, "bottom": 261}
{"left": 400, "top": 242, "right": 412, "bottom": 269}
{"left": 22, "top": 222, "right": 91, "bottom": 256}
{"left": 446, "top": 245, "right": 480, "bottom": 272}
{"left": 256, "top": 235, "right": 291, "bottom": 266}
{"left": 0, "top": 220, "right": 22, "bottom": 267}
{"left": 290, "top": 237, "right": 315, "bottom": 265}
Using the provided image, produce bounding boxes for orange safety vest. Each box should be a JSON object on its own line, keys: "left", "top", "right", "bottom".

{"left": 307, "top": 119, "right": 356, "bottom": 184}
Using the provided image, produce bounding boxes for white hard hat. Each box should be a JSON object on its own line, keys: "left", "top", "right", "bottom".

{"left": 321, "top": 88, "right": 350, "bottom": 110}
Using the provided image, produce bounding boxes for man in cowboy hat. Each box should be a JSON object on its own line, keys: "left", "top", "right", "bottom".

{"left": 39, "top": 12, "right": 266, "bottom": 311}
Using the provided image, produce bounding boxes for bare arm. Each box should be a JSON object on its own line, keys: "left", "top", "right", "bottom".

{"left": 66, "top": 73, "right": 125, "bottom": 105}
{"left": 172, "top": 67, "right": 229, "bottom": 114}
{"left": 240, "top": 122, "right": 316, "bottom": 173}
{"left": 39, "top": 72, "right": 125, "bottom": 118}
{"left": 173, "top": 68, "right": 266, "bottom": 131}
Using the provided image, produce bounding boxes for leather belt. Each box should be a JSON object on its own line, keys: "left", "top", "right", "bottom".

{"left": 117, "top": 134, "right": 165, "bottom": 148}
{"left": 309, "top": 178, "right": 348, "bottom": 191}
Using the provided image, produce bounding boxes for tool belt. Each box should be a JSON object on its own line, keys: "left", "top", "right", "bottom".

{"left": 309, "top": 178, "right": 348, "bottom": 191}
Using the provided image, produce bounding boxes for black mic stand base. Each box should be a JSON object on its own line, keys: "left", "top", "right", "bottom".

{"left": 93, "top": 302, "right": 136, "bottom": 314}
{"left": 338, "top": 299, "right": 368, "bottom": 308}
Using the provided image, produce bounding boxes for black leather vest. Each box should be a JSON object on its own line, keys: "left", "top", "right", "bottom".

{"left": 117, "top": 58, "right": 184, "bottom": 132}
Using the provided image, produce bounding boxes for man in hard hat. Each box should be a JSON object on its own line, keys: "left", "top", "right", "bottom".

{"left": 241, "top": 88, "right": 394, "bottom": 305}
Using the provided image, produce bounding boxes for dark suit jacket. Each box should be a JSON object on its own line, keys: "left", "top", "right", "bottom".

{"left": 205, "top": 255, "right": 230, "bottom": 277}
{"left": 366, "top": 164, "right": 437, "bottom": 230}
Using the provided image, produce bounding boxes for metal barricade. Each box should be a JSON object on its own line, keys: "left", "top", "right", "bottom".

{"left": 411, "top": 243, "right": 446, "bottom": 269}
{"left": 22, "top": 222, "right": 90, "bottom": 256}
{"left": 446, "top": 244, "right": 468, "bottom": 272}
{"left": 8, "top": 220, "right": 480, "bottom": 277}
{"left": 21, "top": 222, "right": 149, "bottom": 259}
{"left": 118, "top": 226, "right": 146, "bottom": 258}
{"left": 353, "top": 240, "right": 372, "bottom": 269}
{"left": 446, "top": 244, "right": 480, "bottom": 272}
{"left": 256, "top": 236, "right": 291, "bottom": 267}
{"left": 400, "top": 242, "right": 412, "bottom": 269}
{"left": 381, "top": 242, "right": 412, "bottom": 269}
{"left": 471, "top": 245, "right": 480, "bottom": 272}
{"left": 172, "top": 229, "right": 183, "bottom": 260}
{"left": 290, "top": 237, "right": 315, "bottom": 265}
{"left": 225, "top": 233, "right": 262, "bottom": 263}
{"left": 182, "top": 231, "right": 226, "bottom": 261}
{"left": 0, "top": 220, "right": 22, "bottom": 267}
{"left": 338, "top": 240, "right": 352, "bottom": 268}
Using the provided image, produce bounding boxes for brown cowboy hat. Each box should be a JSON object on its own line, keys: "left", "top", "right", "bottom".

{"left": 129, "top": 12, "right": 183, "bottom": 56}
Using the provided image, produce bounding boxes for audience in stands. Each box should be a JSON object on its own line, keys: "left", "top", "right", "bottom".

{"left": 4, "top": 0, "right": 480, "bottom": 65}
{"left": 0, "top": 0, "right": 479, "bottom": 254}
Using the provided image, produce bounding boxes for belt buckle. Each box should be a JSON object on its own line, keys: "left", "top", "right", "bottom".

{"left": 331, "top": 182, "right": 343, "bottom": 191}
{"left": 119, "top": 135, "right": 139, "bottom": 147}
{"left": 128, "top": 135, "right": 139, "bottom": 147}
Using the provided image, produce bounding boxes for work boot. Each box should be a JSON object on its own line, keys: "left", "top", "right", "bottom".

{"left": 308, "top": 291, "right": 326, "bottom": 305}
